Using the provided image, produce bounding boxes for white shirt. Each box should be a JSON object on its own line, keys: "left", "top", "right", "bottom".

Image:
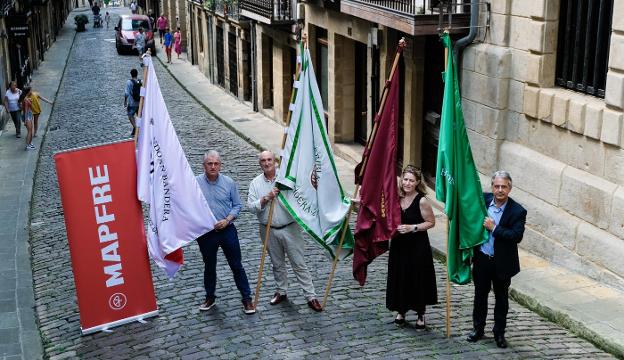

{"left": 247, "top": 172, "right": 294, "bottom": 227}
{"left": 4, "top": 89, "right": 21, "bottom": 112}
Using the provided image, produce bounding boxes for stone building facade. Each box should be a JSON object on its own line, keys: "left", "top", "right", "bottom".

{"left": 171, "top": 0, "right": 624, "bottom": 292}
{"left": 461, "top": 0, "right": 624, "bottom": 291}
{"left": 0, "top": 0, "right": 73, "bottom": 130}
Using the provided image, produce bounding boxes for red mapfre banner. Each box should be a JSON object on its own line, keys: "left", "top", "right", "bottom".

{"left": 54, "top": 140, "right": 158, "bottom": 335}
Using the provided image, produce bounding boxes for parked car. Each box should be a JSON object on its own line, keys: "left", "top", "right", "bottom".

{"left": 115, "top": 14, "right": 156, "bottom": 55}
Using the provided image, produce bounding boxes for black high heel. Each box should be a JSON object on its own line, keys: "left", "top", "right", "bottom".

{"left": 394, "top": 313, "right": 406, "bottom": 325}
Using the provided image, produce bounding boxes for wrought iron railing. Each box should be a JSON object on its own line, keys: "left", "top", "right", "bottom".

{"left": 1, "top": 0, "right": 14, "bottom": 15}
{"left": 204, "top": 0, "right": 241, "bottom": 20}
{"left": 216, "top": 0, "right": 241, "bottom": 20}
{"left": 555, "top": 0, "right": 613, "bottom": 98}
{"left": 240, "top": 0, "right": 294, "bottom": 22}
{"left": 346, "top": 0, "right": 468, "bottom": 17}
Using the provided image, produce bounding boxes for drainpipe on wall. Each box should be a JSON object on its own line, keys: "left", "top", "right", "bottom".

{"left": 452, "top": 0, "right": 478, "bottom": 84}
{"left": 250, "top": 20, "right": 258, "bottom": 112}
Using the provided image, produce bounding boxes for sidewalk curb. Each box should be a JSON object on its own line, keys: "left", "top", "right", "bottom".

{"left": 430, "top": 247, "right": 624, "bottom": 360}
{"left": 154, "top": 56, "right": 266, "bottom": 153}
{"left": 509, "top": 288, "right": 624, "bottom": 359}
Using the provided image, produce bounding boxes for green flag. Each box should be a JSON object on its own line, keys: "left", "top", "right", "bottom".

{"left": 276, "top": 45, "right": 354, "bottom": 260}
{"left": 436, "top": 33, "right": 489, "bottom": 285}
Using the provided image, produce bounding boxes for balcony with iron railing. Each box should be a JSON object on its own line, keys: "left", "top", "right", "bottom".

{"left": 239, "top": 0, "right": 295, "bottom": 25}
{"left": 340, "top": 0, "right": 471, "bottom": 36}
{"left": 203, "top": 0, "right": 243, "bottom": 21}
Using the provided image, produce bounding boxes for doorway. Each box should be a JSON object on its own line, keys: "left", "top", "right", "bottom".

{"left": 421, "top": 35, "right": 446, "bottom": 187}
{"left": 216, "top": 24, "right": 225, "bottom": 87}
{"left": 354, "top": 41, "right": 368, "bottom": 145}
{"left": 242, "top": 36, "right": 251, "bottom": 101}
{"left": 228, "top": 31, "right": 238, "bottom": 96}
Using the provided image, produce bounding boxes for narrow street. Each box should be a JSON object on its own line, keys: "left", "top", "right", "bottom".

{"left": 27, "top": 7, "right": 615, "bottom": 359}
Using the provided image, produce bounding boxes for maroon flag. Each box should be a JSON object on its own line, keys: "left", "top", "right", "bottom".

{"left": 352, "top": 65, "right": 402, "bottom": 286}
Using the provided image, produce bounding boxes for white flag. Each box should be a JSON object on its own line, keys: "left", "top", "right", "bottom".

{"left": 277, "top": 47, "right": 353, "bottom": 260}
{"left": 137, "top": 56, "right": 217, "bottom": 277}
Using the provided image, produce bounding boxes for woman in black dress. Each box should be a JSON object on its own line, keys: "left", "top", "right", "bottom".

{"left": 386, "top": 166, "right": 437, "bottom": 328}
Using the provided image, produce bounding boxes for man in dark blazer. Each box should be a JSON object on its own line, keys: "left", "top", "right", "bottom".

{"left": 466, "top": 171, "right": 527, "bottom": 348}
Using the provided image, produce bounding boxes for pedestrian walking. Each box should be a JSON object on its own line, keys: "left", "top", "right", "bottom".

{"left": 195, "top": 151, "right": 255, "bottom": 315}
{"left": 130, "top": 0, "right": 137, "bottom": 14}
{"left": 3, "top": 81, "right": 22, "bottom": 138}
{"left": 104, "top": 11, "right": 110, "bottom": 29}
{"left": 163, "top": 28, "right": 173, "bottom": 63}
{"left": 19, "top": 87, "right": 36, "bottom": 150}
{"left": 134, "top": 27, "right": 146, "bottom": 58}
{"left": 466, "top": 171, "right": 527, "bottom": 349}
{"left": 174, "top": 27, "right": 182, "bottom": 59}
{"left": 386, "top": 165, "right": 437, "bottom": 327}
{"left": 124, "top": 68, "right": 141, "bottom": 137}
{"left": 25, "top": 87, "right": 53, "bottom": 138}
{"left": 156, "top": 14, "right": 168, "bottom": 45}
{"left": 247, "top": 150, "right": 323, "bottom": 312}
{"left": 147, "top": 11, "right": 156, "bottom": 30}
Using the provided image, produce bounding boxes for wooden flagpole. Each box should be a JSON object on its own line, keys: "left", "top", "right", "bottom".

{"left": 443, "top": 36, "right": 452, "bottom": 339}
{"left": 321, "top": 38, "right": 407, "bottom": 309}
{"left": 134, "top": 50, "right": 151, "bottom": 142}
{"left": 253, "top": 36, "right": 307, "bottom": 309}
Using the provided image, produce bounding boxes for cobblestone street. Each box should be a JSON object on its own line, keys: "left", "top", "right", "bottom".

{"left": 27, "top": 8, "right": 615, "bottom": 359}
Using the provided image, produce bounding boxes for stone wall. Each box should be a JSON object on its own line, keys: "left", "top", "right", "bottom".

{"left": 463, "top": 0, "right": 624, "bottom": 290}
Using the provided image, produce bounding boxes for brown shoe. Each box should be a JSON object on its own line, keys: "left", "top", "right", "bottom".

{"left": 307, "top": 298, "right": 323, "bottom": 312}
{"left": 270, "top": 292, "right": 287, "bottom": 305}
{"left": 198, "top": 297, "right": 215, "bottom": 311}
{"left": 243, "top": 299, "right": 256, "bottom": 315}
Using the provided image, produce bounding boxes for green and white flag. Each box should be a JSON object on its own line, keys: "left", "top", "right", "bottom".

{"left": 276, "top": 46, "right": 353, "bottom": 260}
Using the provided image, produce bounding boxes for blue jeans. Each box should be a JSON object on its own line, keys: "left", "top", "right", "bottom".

{"left": 197, "top": 224, "right": 252, "bottom": 302}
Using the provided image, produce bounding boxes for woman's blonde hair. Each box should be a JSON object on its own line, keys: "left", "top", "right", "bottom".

{"left": 400, "top": 165, "right": 427, "bottom": 196}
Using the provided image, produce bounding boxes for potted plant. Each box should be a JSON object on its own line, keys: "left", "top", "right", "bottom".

{"left": 203, "top": 0, "right": 214, "bottom": 11}
{"left": 74, "top": 14, "right": 88, "bottom": 32}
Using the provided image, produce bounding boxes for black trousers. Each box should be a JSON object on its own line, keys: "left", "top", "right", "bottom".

{"left": 472, "top": 251, "right": 511, "bottom": 335}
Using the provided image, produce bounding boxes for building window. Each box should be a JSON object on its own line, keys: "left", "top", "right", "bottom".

{"left": 555, "top": 0, "right": 613, "bottom": 98}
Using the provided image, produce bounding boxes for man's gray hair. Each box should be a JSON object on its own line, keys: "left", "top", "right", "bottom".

{"left": 203, "top": 150, "right": 221, "bottom": 162}
{"left": 257, "top": 150, "right": 276, "bottom": 161}
{"left": 491, "top": 170, "right": 512, "bottom": 188}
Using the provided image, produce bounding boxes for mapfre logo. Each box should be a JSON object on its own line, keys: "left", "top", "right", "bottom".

{"left": 109, "top": 293, "right": 127, "bottom": 310}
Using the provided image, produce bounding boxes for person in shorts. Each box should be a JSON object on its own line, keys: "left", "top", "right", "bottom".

{"left": 134, "top": 27, "right": 146, "bottom": 58}
{"left": 163, "top": 28, "right": 173, "bottom": 63}
{"left": 26, "top": 87, "right": 53, "bottom": 137}
{"left": 19, "top": 87, "right": 35, "bottom": 150}
{"left": 124, "top": 69, "right": 140, "bottom": 137}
